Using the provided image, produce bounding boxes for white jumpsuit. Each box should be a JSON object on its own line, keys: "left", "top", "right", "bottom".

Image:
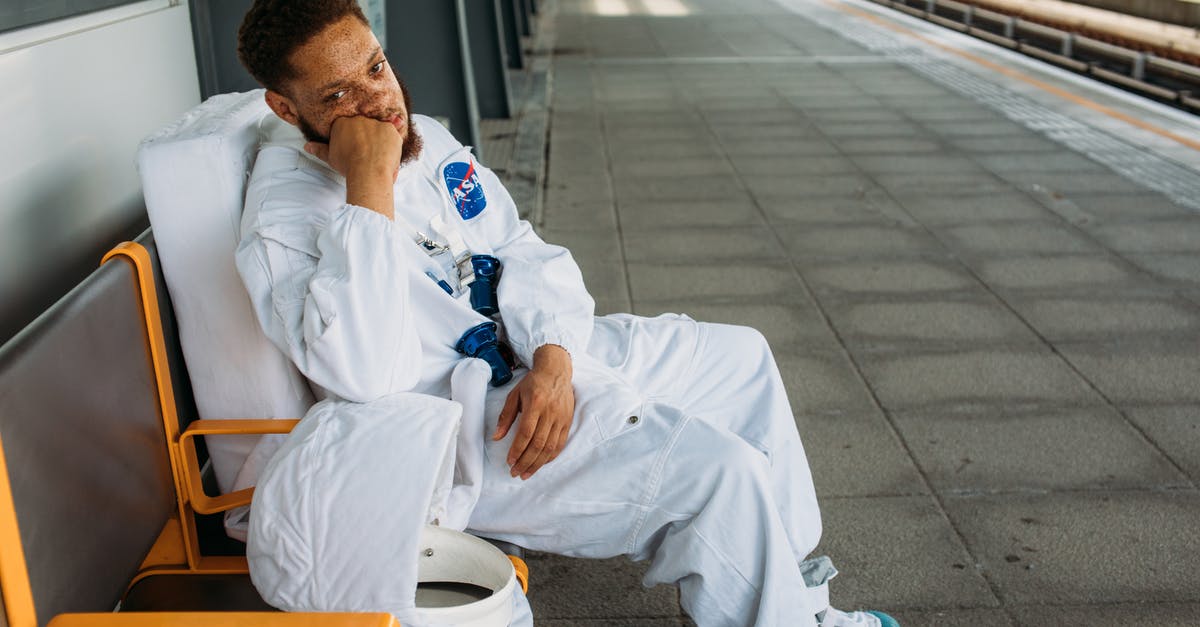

{"left": 236, "top": 115, "right": 832, "bottom": 626}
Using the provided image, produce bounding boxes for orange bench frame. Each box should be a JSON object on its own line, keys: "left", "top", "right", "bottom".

{"left": 0, "top": 240, "right": 526, "bottom": 626}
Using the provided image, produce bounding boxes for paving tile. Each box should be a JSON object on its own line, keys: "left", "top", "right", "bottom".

{"left": 805, "top": 108, "right": 907, "bottom": 123}
{"left": 937, "top": 222, "right": 1102, "bottom": 255}
{"left": 947, "top": 136, "right": 1064, "bottom": 153}
{"left": 1126, "top": 253, "right": 1200, "bottom": 288}
{"left": 617, "top": 199, "right": 766, "bottom": 228}
{"left": 547, "top": 179, "right": 613, "bottom": 203}
{"left": 708, "top": 123, "right": 820, "bottom": 141}
{"left": 818, "top": 121, "right": 928, "bottom": 138}
{"left": 797, "top": 411, "right": 928, "bottom": 497}
{"left": 732, "top": 155, "right": 860, "bottom": 176}
{"left": 1007, "top": 602, "right": 1200, "bottom": 627}
{"left": 1089, "top": 219, "right": 1200, "bottom": 253}
{"left": 893, "top": 406, "right": 1188, "bottom": 492}
{"left": 1062, "top": 192, "right": 1194, "bottom": 222}
{"left": 614, "top": 175, "right": 747, "bottom": 202}
{"left": 698, "top": 96, "right": 792, "bottom": 112}
{"left": 943, "top": 491, "right": 1200, "bottom": 604}
{"left": 804, "top": 259, "right": 980, "bottom": 295}
{"left": 971, "top": 255, "right": 1137, "bottom": 291}
{"left": 776, "top": 350, "right": 880, "bottom": 416}
{"left": 972, "top": 152, "right": 1108, "bottom": 174}
{"left": 759, "top": 191, "right": 914, "bottom": 227}
{"left": 720, "top": 137, "right": 842, "bottom": 156}
{"left": 893, "top": 193, "right": 1052, "bottom": 224}
{"left": 543, "top": 201, "right": 620, "bottom": 231}
{"left": 921, "top": 120, "right": 1033, "bottom": 137}
{"left": 610, "top": 157, "right": 734, "bottom": 179}
{"left": 603, "top": 112, "right": 706, "bottom": 127}
{"left": 827, "top": 299, "right": 1039, "bottom": 348}
{"left": 548, "top": 159, "right": 609, "bottom": 178}
{"left": 1057, "top": 341, "right": 1200, "bottom": 404}
{"left": 872, "top": 172, "right": 1014, "bottom": 195}
{"left": 606, "top": 140, "right": 726, "bottom": 160}
{"left": 622, "top": 226, "right": 787, "bottom": 262}
{"left": 849, "top": 154, "right": 988, "bottom": 175}
{"left": 627, "top": 261, "right": 807, "bottom": 303}
{"left": 1005, "top": 295, "right": 1200, "bottom": 341}
{"left": 540, "top": 614, "right": 691, "bottom": 619}
{"left": 789, "top": 95, "right": 883, "bottom": 110}
{"left": 580, "top": 263, "right": 630, "bottom": 303}
{"left": 817, "top": 496, "right": 998, "bottom": 609}
{"left": 605, "top": 127, "right": 713, "bottom": 143}
{"left": 778, "top": 225, "right": 942, "bottom": 260}
{"left": 856, "top": 348, "right": 1099, "bottom": 411}
{"left": 1123, "top": 405, "right": 1200, "bottom": 482}
{"left": 549, "top": 148, "right": 608, "bottom": 167}
{"left": 996, "top": 172, "right": 1151, "bottom": 195}
{"left": 525, "top": 553, "right": 682, "bottom": 619}
{"left": 702, "top": 108, "right": 807, "bottom": 125}
{"left": 889, "top": 608, "right": 1013, "bottom": 626}
{"left": 631, "top": 301, "right": 836, "bottom": 350}
{"left": 745, "top": 174, "right": 878, "bottom": 198}
{"left": 834, "top": 137, "right": 943, "bottom": 154}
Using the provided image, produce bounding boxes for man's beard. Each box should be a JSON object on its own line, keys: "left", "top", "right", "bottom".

{"left": 297, "top": 72, "right": 424, "bottom": 166}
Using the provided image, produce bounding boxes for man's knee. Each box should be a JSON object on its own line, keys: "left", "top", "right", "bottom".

{"left": 665, "top": 419, "right": 773, "bottom": 499}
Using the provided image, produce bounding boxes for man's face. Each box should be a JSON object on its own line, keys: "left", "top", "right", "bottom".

{"left": 267, "top": 14, "right": 421, "bottom": 163}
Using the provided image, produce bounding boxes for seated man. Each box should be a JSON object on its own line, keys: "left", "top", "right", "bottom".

{"left": 234, "top": 2, "right": 897, "bottom": 626}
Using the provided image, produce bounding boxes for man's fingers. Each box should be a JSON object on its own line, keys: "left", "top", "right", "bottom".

{"left": 551, "top": 420, "right": 570, "bottom": 461}
{"left": 522, "top": 425, "right": 562, "bottom": 480}
{"left": 509, "top": 413, "right": 550, "bottom": 475}
{"left": 507, "top": 407, "right": 539, "bottom": 467}
{"left": 494, "top": 390, "right": 521, "bottom": 441}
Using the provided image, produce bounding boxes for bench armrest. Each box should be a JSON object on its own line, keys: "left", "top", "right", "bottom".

{"left": 179, "top": 419, "right": 300, "bottom": 515}
{"left": 48, "top": 611, "right": 398, "bottom": 626}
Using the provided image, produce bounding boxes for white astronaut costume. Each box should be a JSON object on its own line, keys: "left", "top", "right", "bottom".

{"left": 236, "top": 114, "right": 839, "bottom": 626}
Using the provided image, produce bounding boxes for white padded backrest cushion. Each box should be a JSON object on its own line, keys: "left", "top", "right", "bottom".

{"left": 137, "top": 90, "right": 315, "bottom": 495}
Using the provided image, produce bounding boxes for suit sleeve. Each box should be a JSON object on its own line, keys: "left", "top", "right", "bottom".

{"left": 236, "top": 162, "right": 423, "bottom": 402}
{"left": 472, "top": 163, "right": 596, "bottom": 367}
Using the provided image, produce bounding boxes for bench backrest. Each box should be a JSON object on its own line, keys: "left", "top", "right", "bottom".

{"left": 0, "top": 245, "right": 176, "bottom": 625}
{"left": 137, "top": 90, "right": 315, "bottom": 498}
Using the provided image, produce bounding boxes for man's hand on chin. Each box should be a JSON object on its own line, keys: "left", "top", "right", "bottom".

{"left": 494, "top": 344, "right": 575, "bottom": 480}
{"left": 305, "top": 116, "right": 402, "bottom": 219}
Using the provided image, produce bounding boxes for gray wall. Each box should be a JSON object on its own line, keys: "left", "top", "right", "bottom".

{"left": 0, "top": 1, "right": 201, "bottom": 345}
{"left": 190, "top": 0, "right": 257, "bottom": 99}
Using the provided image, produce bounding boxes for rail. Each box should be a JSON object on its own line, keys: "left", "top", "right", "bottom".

{"left": 868, "top": 0, "right": 1200, "bottom": 113}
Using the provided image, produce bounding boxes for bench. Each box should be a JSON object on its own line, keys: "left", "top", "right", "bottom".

{"left": 0, "top": 232, "right": 400, "bottom": 626}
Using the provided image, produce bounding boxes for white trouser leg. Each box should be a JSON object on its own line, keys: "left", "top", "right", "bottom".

{"left": 635, "top": 410, "right": 821, "bottom": 627}
{"left": 469, "top": 394, "right": 821, "bottom": 627}
{"left": 468, "top": 314, "right": 831, "bottom": 625}
{"left": 591, "top": 314, "right": 823, "bottom": 561}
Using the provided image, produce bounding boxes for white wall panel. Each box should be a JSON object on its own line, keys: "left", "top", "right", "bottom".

{"left": 0, "top": 1, "right": 200, "bottom": 341}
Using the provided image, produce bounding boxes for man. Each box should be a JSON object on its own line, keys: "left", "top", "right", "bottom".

{"left": 234, "top": 1, "right": 897, "bottom": 626}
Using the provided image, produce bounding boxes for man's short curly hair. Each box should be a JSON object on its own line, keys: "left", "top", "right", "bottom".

{"left": 237, "top": 0, "right": 369, "bottom": 93}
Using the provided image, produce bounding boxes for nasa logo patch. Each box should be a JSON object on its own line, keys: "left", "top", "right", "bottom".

{"left": 442, "top": 161, "right": 487, "bottom": 220}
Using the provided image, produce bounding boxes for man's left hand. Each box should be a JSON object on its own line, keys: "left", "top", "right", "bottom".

{"left": 494, "top": 345, "right": 575, "bottom": 480}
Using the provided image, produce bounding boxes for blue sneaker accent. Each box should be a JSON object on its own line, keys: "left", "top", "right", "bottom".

{"left": 867, "top": 611, "right": 900, "bottom": 627}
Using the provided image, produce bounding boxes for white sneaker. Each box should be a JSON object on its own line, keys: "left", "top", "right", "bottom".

{"left": 819, "top": 607, "right": 899, "bottom": 627}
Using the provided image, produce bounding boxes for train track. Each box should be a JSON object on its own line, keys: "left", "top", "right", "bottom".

{"left": 866, "top": 0, "right": 1200, "bottom": 113}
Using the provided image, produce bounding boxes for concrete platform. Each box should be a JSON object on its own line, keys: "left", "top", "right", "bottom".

{"left": 494, "top": 0, "right": 1200, "bottom": 624}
